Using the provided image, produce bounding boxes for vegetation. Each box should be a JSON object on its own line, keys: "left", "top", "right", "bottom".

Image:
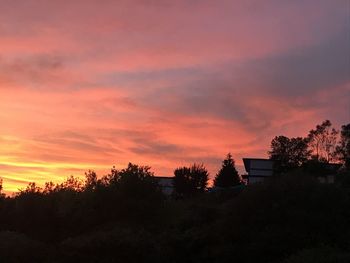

{"left": 307, "top": 120, "right": 339, "bottom": 162}
{"left": 1, "top": 169, "right": 350, "bottom": 263}
{"left": 214, "top": 153, "right": 241, "bottom": 187}
{"left": 173, "top": 163, "right": 209, "bottom": 196}
{"left": 0, "top": 120, "right": 349, "bottom": 262}
{"left": 269, "top": 120, "right": 349, "bottom": 175}
{"left": 0, "top": 178, "right": 3, "bottom": 198}
{"left": 269, "top": 136, "right": 310, "bottom": 174}
{"left": 336, "top": 124, "right": 350, "bottom": 169}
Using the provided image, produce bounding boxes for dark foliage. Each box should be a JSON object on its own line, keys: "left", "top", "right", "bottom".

{"left": 0, "top": 178, "right": 4, "bottom": 200}
{"left": 0, "top": 120, "right": 349, "bottom": 262}
{"left": 0, "top": 169, "right": 350, "bottom": 262}
{"left": 214, "top": 153, "right": 241, "bottom": 187}
{"left": 308, "top": 120, "right": 339, "bottom": 162}
{"left": 268, "top": 135, "right": 310, "bottom": 174}
{"left": 336, "top": 123, "right": 350, "bottom": 169}
{"left": 281, "top": 245, "right": 350, "bottom": 263}
{"left": 173, "top": 164, "right": 209, "bottom": 196}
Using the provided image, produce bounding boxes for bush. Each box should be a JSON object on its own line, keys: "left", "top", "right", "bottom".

{"left": 0, "top": 231, "right": 48, "bottom": 263}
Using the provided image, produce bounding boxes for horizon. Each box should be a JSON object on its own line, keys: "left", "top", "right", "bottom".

{"left": 0, "top": 0, "right": 349, "bottom": 193}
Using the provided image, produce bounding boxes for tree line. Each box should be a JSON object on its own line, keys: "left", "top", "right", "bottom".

{"left": 0, "top": 119, "right": 349, "bottom": 262}
{"left": 269, "top": 120, "right": 350, "bottom": 174}
{"left": 0, "top": 119, "right": 349, "bottom": 198}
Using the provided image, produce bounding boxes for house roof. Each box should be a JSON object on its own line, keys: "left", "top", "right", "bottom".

{"left": 242, "top": 158, "right": 274, "bottom": 172}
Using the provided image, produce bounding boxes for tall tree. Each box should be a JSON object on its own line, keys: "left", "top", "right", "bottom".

{"left": 336, "top": 123, "right": 350, "bottom": 169}
{"left": 174, "top": 164, "right": 209, "bottom": 195}
{"left": 214, "top": 153, "right": 240, "bottom": 187}
{"left": 307, "top": 120, "right": 339, "bottom": 162}
{"left": 268, "top": 135, "right": 310, "bottom": 174}
{"left": 0, "top": 178, "right": 3, "bottom": 196}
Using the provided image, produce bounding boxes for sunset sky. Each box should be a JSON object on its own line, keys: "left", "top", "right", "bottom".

{"left": 0, "top": 0, "right": 349, "bottom": 193}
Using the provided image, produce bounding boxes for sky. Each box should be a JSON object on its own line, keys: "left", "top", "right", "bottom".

{"left": 0, "top": 0, "right": 349, "bottom": 193}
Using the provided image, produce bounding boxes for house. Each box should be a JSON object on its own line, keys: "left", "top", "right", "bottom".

{"left": 315, "top": 163, "right": 341, "bottom": 184}
{"left": 154, "top": 176, "right": 174, "bottom": 195}
{"left": 243, "top": 158, "right": 274, "bottom": 184}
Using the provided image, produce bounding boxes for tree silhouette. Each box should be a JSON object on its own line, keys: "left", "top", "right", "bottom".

{"left": 268, "top": 136, "right": 310, "bottom": 174}
{"left": 0, "top": 155, "right": 349, "bottom": 262}
{"left": 54, "top": 175, "right": 84, "bottom": 192}
{"left": 214, "top": 153, "right": 240, "bottom": 187}
{"left": 21, "top": 182, "right": 42, "bottom": 194}
{"left": 173, "top": 163, "right": 209, "bottom": 196}
{"left": 102, "top": 163, "right": 164, "bottom": 222}
{"left": 0, "top": 178, "right": 4, "bottom": 199}
{"left": 114, "top": 163, "right": 162, "bottom": 199}
{"left": 336, "top": 123, "right": 350, "bottom": 169}
{"left": 308, "top": 120, "right": 339, "bottom": 162}
{"left": 84, "top": 170, "right": 98, "bottom": 191}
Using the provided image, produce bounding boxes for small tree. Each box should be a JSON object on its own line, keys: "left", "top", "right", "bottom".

{"left": 114, "top": 163, "right": 162, "bottom": 200}
{"left": 57, "top": 175, "right": 83, "bottom": 192}
{"left": 0, "top": 178, "right": 4, "bottom": 198}
{"left": 214, "top": 153, "right": 240, "bottom": 187}
{"left": 108, "top": 163, "right": 164, "bottom": 221}
{"left": 268, "top": 135, "right": 310, "bottom": 174}
{"left": 84, "top": 170, "right": 98, "bottom": 191}
{"left": 336, "top": 123, "right": 350, "bottom": 169}
{"left": 173, "top": 163, "right": 209, "bottom": 196}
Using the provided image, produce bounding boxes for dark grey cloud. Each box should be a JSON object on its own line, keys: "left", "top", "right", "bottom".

{"left": 100, "top": 67, "right": 200, "bottom": 87}
{"left": 128, "top": 140, "right": 182, "bottom": 155}
{"left": 98, "top": 128, "right": 158, "bottom": 143}
{"left": 0, "top": 54, "right": 64, "bottom": 86}
{"left": 131, "top": 25, "right": 350, "bottom": 132}
{"left": 245, "top": 30, "right": 350, "bottom": 97}
{"left": 32, "top": 130, "right": 122, "bottom": 156}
